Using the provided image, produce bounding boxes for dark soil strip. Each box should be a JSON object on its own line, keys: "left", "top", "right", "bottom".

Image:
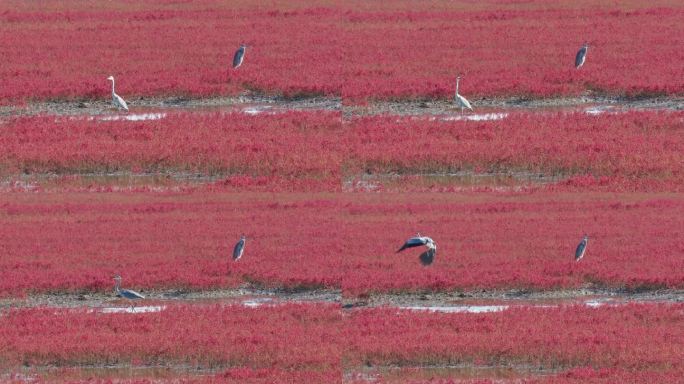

{"left": 344, "top": 363, "right": 561, "bottom": 382}
{"left": 0, "top": 287, "right": 342, "bottom": 310}
{"left": 1, "top": 287, "right": 681, "bottom": 311}
{"left": 1, "top": 94, "right": 683, "bottom": 118}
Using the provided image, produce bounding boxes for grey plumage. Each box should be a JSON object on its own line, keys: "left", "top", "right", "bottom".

{"left": 397, "top": 233, "right": 437, "bottom": 265}
{"left": 233, "top": 44, "right": 247, "bottom": 69}
{"left": 233, "top": 235, "right": 246, "bottom": 261}
{"left": 575, "top": 43, "right": 589, "bottom": 69}
{"left": 113, "top": 275, "right": 144, "bottom": 300}
{"left": 575, "top": 234, "right": 589, "bottom": 261}
{"left": 397, "top": 236, "right": 430, "bottom": 252}
{"left": 419, "top": 248, "right": 436, "bottom": 266}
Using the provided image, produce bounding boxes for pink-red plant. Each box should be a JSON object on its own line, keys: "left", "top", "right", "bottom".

{"left": 1, "top": 191, "right": 682, "bottom": 296}
{"left": 1, "top": 111, "right": 682, "bottom": 191}
{"left": 1, "top": 1, "right": 683, "bottom": 102}
{"left": 0, "top": 303, "right": 681, "bottom": 382}
{"left": 0, "top": 303, "right": 341, "bottom": 370}
{"left": 346, "top": 304, "right": 684, "bottom": 369}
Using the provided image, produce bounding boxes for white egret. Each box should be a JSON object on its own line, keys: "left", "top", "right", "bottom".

{"left": 106, "top": 76, "right": 129, "bottom": 111}
{"left": 454, "top": 76, "right": 473, "bottom": 114}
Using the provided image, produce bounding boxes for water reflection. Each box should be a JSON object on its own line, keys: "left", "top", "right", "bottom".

{"left": 95, "top": 112, "right": 167, "bottom": 121}
{"left": 435, "top": 112, "right": 508, "bottom": 121}
{"left": 98, "top": 305, "right": 166, "bottom": 314}
{"left": 399, "top": 305, "right": 509, "bottom": 313}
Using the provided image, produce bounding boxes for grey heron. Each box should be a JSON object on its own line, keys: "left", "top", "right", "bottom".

{"left": 575, "top": 43, "right": 589, "bottom": 69}
{"left": 113, "top": 275, "right": 145, "bottom": 300}
{"left": 233, "top": 235, "right": 246, "bottom": 261}
{"left": 454, "top": 76, "right": 473, "bottom": 114}
{"left": 106, "top": 76, "right": 129, "bottom": 111}
{"left": 575, "top": 234, "right": 589, "bottom": 261}
{"left": 397, "top": 233, "right": 437, "bottom": 266}
{"left": 232, "top": 44, "right": 247, "bottom": 69}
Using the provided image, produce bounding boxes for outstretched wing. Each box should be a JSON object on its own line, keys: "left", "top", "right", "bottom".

{"left": 232, "top": 47, "right": 245, "bottom": 68}
{"left": 575, "top": 239, "right": 587, "bottom": 261}
{"left": 575, "top": 47, "right": 587, "bottom": 68}
{"left": 233, "top": 238, "right": 245, "bottom": 260}
{"left": 397, "top": 237, "right": 427, "bottom": 253}
{"left": 419, "top": 248, "right": 436, "bottom": 266}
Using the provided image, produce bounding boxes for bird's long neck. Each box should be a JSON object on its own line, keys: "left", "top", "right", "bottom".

{"left": 114, "top": 279, "right": 121, "bottom": 293}
{"left": 110, "top": 79, "right": 115, "bottom": 95}
{"left": 455, "top": 78, "right": 460, "bottom": 96}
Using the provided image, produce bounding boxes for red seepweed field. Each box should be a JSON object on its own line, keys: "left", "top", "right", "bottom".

{"left": 1, "top": 104, "right": 683, "bottom": 384}
{"left": 346, "top": 303, "right": 684, "bottom": 381}
{"left": 2, "top": 1, "right": 684, "bottom": 382}
{"left": 1, "top": 190, "right": 683, "bottom": 296}
{"left": 1, "top": 1, "right": 684, "bottom": 102}
{"left": 1, "top": 110, "right": 682, "bottom": 190}
{"left": 0, "top": 303, "right": 681, "bottom": 382}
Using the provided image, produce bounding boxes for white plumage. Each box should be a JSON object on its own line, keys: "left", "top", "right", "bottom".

{"left": 454, "top": 76, "right": 473, "bottom": 114}
{"left": 107, "top": 75, "right": 129, "bottom": 111}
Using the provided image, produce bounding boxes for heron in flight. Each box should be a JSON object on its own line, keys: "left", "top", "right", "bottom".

{"left": 113, "top": 275, "right": 144, "bottom": 300}
{"left": 233, "top": 235, "right": 246, "bottom": 261}
{"left": 232, "top": 44, "right": 247, "bottom": 69}
{"left": 397, "top": 233, "right": 437, "bottom": 266}
{"left": 454, "top": 76, "right": 473, "bottom": 114}
{"left": 575, "top": 43, "right": 589, "bottom": 69}
{"left": 106, "top": 76, "right": 129, "bottom": 111}
{"left": 575, "top": 234, "right": 589, "bottom": 261}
